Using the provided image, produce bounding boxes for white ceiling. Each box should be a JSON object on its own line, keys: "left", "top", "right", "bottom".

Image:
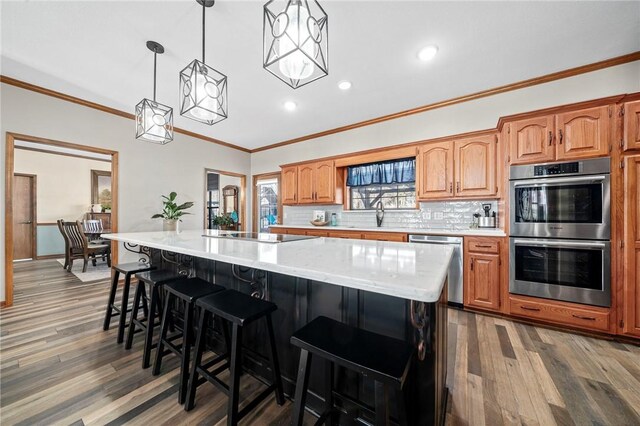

{"left": 1, "top": 1, "right": 639, "bottom": 150}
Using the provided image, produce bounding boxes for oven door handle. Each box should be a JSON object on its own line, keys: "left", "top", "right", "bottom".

{"left": 511, "top": 175, "right": 607, "bottom": 187}
{"left": 512, "top": 239, "right": 606, "bottom": 248}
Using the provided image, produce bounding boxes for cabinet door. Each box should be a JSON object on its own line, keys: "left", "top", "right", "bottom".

{"left": 465, "top": 253, "right": 500, "bottom": 311}
{"left": 454, "top": 134, "right": 497, "bottom": 197}
{"left": 508, "top": 116, "right": 555, "bottom": 165}
{"left": 417, "top": 141, "right": 453, "bottom": 199}
{"left": 314, "top": 160, "right": 335, "bottom": 203}
{"left": 305, "top": 229, "right": 329, "bottom": 237}
{"left": 281, "top": 166, "right": 298, "bottom": 205}
{"left": 556, "top": 105, "right": 611, "bottom": 160}
{"left": 622, "top": 155, "right": 640, "bottom": 337}
{"left": 624, "top": 100, "right": 640, "bottom": 152}
{"left": 297, "top": 164, "right": 315, "bottom": 204}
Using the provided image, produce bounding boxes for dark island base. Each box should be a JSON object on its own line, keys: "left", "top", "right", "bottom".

{"left": 146, "top": 248, "right": 448, "bottom": 425}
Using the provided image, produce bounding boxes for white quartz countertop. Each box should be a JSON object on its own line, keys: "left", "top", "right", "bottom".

{"left": 104, "top": 230, "right": 453, "bottom": 303}
{"left": 269, "top": 224, "right": 506, "bottom": 237}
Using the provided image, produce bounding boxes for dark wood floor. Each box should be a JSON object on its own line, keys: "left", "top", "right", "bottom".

{"left": 1, "top": 260, "right": 639, "bottom": 425}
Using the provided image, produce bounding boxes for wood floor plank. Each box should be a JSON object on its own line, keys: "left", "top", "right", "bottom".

{"left": 2, "top": 260, "right": 639, "bottom": 426}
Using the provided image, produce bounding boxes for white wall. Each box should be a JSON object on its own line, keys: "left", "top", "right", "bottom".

{"left": 1, "top": 83, "right": 251, "bottom": 301}
{"left": 14, "top": 149, "right": 111, "bottom": 222}
{"left": 251, "top": 62, "right": 640, "bottom": 174}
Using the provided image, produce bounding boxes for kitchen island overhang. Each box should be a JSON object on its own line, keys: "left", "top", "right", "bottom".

{"left": 104, "top": 230, "right": 453, "bottom": 424}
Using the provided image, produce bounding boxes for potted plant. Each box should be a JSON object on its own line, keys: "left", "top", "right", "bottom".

{"left": 101, "top": 202, "right": 111, "bottom": 213}
{"left": 212, "top": 213, "right": 235, "bottom": 230}
{"left": 152, "top": 192, "right": 194, "bottom": 231}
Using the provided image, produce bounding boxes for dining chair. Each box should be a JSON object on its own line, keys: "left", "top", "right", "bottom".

{"left": 61, "top": 220, "right": 111, "bottom": 272}
{"left": 57, "top": 219, "right": 71, "bottom": 269}
{"left": 83, "top": 219, "right": 107, "bottom": 243}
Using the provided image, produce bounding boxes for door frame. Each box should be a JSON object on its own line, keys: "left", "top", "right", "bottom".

{"left": 203, "top": 168, "right": 247, "bottom": 231}
{"left": 252, "top": 172, "right": 282, "bottom": 232}
{"left": 4, "top": 132, "right": 119, "bottom": 308}
{"left": 12, "top": 173, "right": 37, "bottom": 260}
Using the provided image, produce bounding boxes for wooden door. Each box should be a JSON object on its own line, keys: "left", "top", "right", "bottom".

{"left": 314, "top": 160, "right": 335, "bottom": 203}
{"left": 417, "top": 141, "right": 453, "bottom": 200}
{"left": 13, "top": 174, "right": 36, "bottom": 260}
{"left": 454, "top": 134, "right": 497, "bottom": 197}
{"left": 508, "top": 116, "right": 555, "bottom": 165}
{"left": 297, "top": 164, "right": 315, "bottom": 204}
{"left": 624, "top": 100, "right": 640, "bottom": 152}
{"left": 622, "top": 155, "right": 640, "bottom": 337}
{"left": 281, "top": 166, "right": 298, "bottom": 205}
{"left": 556, "top": 105, "right": 611, "bottom": 160}
{"left": 465, "top": 253, "right": 500, "bottom": 311}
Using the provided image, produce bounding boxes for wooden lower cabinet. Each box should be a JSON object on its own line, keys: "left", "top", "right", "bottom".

{"left": 509, "top": 295, "right": 611, "bottom": 333}
{"left": 270, "top": 227, "right": 407, "bottom": 242}
{"left": 464, "top": 237, "right": 502, "bottom": 312}
{"left": 621, "top": 155, "right": 640, "bottom": 337}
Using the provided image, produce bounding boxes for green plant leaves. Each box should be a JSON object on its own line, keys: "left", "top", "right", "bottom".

{"left": 151, "top": 192, "right": 194, "bottom": 220}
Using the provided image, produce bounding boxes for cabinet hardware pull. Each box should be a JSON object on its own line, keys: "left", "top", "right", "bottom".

{"left": 449, "top": 182, "right": 453, "bottom": 193}
{"left": 572, "top": 314, "right": 596, "bottom": 321}
{"left": 474, "top": 244, "right": 493, "bottom": 248}
{"left": 456, "top": 182, "right": 461, "bottom": 192}
{"left": 548, "top": 131, "right": 553, "bottom": 146}
{"left": 520, "top": 305, "right": 541, "bottom": 312}
{"left": 470, "top": 259, "right": 473, "bottom": 271}
{"left": 558, "top": 129, "right": 563, "bottom": 145}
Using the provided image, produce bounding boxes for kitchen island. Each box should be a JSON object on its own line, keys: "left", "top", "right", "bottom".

{"left": 104, "top": 230, "right": 453, "bottom": 425}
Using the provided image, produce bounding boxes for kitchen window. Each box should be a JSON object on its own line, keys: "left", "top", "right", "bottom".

{"left": 346, "top": 158, "right": 416, "bottom": 210}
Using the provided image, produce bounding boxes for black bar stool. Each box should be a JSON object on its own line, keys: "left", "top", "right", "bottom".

{"left": 125, "top": 270, "right": 182, "bottom": 368}
{"left": 152, "top": 277, "right": 225, "bottom": 404}
{"left": 103, "top": 262, "right": 155, "bottom": 344}
{"left": 184, "top": 290, "right": 285, "bottom": 426}
{"left": 290, "top": 316, "right": 413, "bottom": 426}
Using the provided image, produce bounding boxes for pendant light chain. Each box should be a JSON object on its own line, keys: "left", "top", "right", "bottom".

{"left": 152, "top": 49, "right": 157, "bottom": 102}
{"left": 202, "top": 0, "right": 206, "bottom": 63}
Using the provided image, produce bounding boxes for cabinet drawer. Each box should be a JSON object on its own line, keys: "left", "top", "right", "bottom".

{"left": 305, "top": 230, "right": 329, "bottom": 237}
{"left": 328, "top": 231, "right": 363, "bottom": 239}
{"left": 509, "top": 296, "right": 610, "bottom": 332}
{"left": 467, "top": 238, "right": 499, "bottom": 254}
{"left": 362, "top": 232, "right": 407, "bottom": 242}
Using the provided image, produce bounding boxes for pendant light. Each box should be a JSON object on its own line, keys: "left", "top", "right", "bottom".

{"left": 179, "top": 0, "right": 228, "bottom": 125}
{"left": 263, "top": 0, "right": 328, "bottom": 89}
{"left": 135, "top": 41, "right": 174, "bottom": 144}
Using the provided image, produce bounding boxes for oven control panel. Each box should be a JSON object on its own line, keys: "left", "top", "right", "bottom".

{"left": 534, "top": 162, "right": 579, "bottom": 176}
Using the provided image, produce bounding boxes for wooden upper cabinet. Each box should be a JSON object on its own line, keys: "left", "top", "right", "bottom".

{"left": 281, "top": 166, "right": 298, "bottom": 205}
{"left": 624, "top": 100, "right": 640, "bottom": 152}
{"left": 314, "top": 160, "right": 335, "bottom": 203}
{"left": 417, "top": 141, "right": 454, "bottom": 199}
{"left": 297, "top": 164, "right": 315, "bottom": 204}
{"left": 454, "top": 134, "right": 497, "bottom": 198}
{"left": 556, "top": 105, "right": 611, "bottom": 160}
{"left": 508, "top": 116, "right": 555, "bottom": 165}
{"left": 622, "top": 155, "right": 640, "bottom": 337}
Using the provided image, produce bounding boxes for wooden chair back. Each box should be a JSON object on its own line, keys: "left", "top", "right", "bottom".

{"left": 83, "top": 219, "right": 103, "bottom": 234}
{"left": 61, "top": 221, "right": 89, "bottom": 251}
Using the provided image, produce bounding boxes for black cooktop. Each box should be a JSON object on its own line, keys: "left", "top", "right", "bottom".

{"left": 203, "top": 231, "right": 317, "bottom": 244}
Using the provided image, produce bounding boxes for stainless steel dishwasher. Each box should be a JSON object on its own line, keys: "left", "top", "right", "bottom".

{"left": 409, "top": 234, "right": 464, "bottom": 307}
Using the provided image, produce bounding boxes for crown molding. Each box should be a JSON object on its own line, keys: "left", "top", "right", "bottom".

{"left": 0, "top": 75, "right": 251, "bottom": 153}
{"left": 250, "top": 51, "right": 640, "bottom": 153}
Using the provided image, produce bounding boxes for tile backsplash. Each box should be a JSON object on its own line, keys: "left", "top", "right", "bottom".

{"left": 283, "top": 200, "right": 498, "bottom": 231}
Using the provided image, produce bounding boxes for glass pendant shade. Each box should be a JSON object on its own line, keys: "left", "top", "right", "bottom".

{"left": 263, "top": 0, "right": 328, "bottom": 89}
{"left": 179, "top": 59, "right": 228, "bottom": 125}
{"left": 135, "top": 98, "right": 174, "bottom": 144}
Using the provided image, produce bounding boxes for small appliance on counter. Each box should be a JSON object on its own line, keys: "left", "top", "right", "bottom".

{"left": 476, "top": 204, "right": 497, "bottom": 228}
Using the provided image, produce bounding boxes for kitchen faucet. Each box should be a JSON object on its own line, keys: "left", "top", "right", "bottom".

{"left": 376, "top": 201, "right": 384, "bottom": 227}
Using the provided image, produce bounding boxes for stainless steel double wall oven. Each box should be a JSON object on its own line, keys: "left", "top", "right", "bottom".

{"left": 509, "top": 158, "right": 611, "bottom": 307}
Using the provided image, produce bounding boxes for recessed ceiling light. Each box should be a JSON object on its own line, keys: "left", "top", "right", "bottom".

{"left": 418, "top": 45, "right": 439, "bottom": 62}
{"left": 284, "top": 101, "right": 297, "bottom": 111}
{"left": 338, "top": 81, "right": 352, "bottom": 90}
